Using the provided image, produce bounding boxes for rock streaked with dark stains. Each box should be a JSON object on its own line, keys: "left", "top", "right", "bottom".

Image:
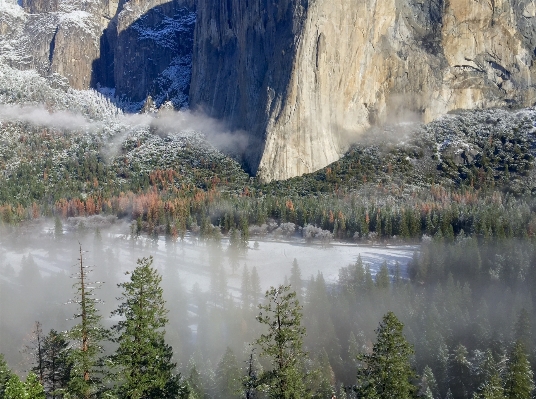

{"left": 3, "top": 0, "right": 536, "bottom": 181}
{"left": 190, "top": 0, "right": 536, "bottom": 181}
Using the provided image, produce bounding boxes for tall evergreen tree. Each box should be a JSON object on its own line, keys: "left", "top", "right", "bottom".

{"left": 474, "top": 351, "right": 505, "bottom": 399}
{"left": 417, "top": 366, "right": 438, "bottom": 399}
{"left": 448, "top": 344, "right": 473, "bottom": 399}
{"left": 110, "top": 256, "right": 187, "bottom": 399}
{"left": 356, "top": 312, "right": 416, "bottom": 399}
{"left": 42, "top": 330, "right": 72, "bottom": 399}
{"left": 241, "top": 265, "right": 251, "bottom": 309}
{"left": 289, "top": 259, "right": 302, "bottom": 300}
{"left": 375, "top": 261, "right": 390, "bottom": 289}
{"left": 514, "top": 309, "right": 532, "bottom": 354}
{"left": 66, "top": 246, "right": 108, "bottom": 399}
{"left": 250, "top": 267, "right": 262, "bottom": 307}
{"left": 476, "top": 370, "right": 505, "bottom": 399}
{"left": 25, "top": 321, "right": 45, "bottom": 384}
{"left": 215, "top": 348, "right": 242, "bottom": 399}
{"left": 255, "top": 285, "right": 307, "bottom": 399}
{"left": 185, "top": 362, "right": 204, "bottom": 399}
{"left": 504, "top": 342, "right": 534, "bottom": 399}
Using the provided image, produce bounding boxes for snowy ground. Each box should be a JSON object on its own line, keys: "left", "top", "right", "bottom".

{"left": 0, "top": 219, "right": 418, "bottom": 294}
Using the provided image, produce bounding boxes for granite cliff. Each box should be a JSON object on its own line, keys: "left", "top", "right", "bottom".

{"left": 0, "top": 0, "right": 195, "bottom": 107}
{"left": 2, "top": 0, "right": 536, "bottom": 181}
{"left": 191, "top": 0, "right": 536, "bottom": 180}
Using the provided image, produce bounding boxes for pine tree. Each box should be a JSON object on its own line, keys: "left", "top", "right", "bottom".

{"left": 186, "top": 362, "right": 204, "bottom": 399}
{"left": 448, "top": 344, "right": 473, "bottom": 399}
{"left": 66, "top": 246, "right": 108, "bottom": 399}
{"left": 228, "top": 228, "right": 240, "bottom": 274}
{"left": 250, "top": 267, "right": 262, "bottom": 306}
{"left": 4, "top": 375, "right": 25, "bottom": 399}
{"left": 42, "top": 330, "right": 72, "bottom": 399}
{"left": 243, "top": 351, "right": 260, "bottom": 399}
{"left": 356, "top": 312, "right": 416, "bottom": 399}
{"left": 24, "top": 373, "right": 45, "bottom": 399}
{"left": 417, "top": 366, "right": 438, "bottom": 399}
{"left": 110, "top": 256, "right": 186, "bottom": 399}
{"left": 289, "top": 259, "right": 302, "bottom": 300}
{"left": 215, "top": 348, "right": 242, "bottom": 399}
{"left": 308, "top": 349, "right": 335, "bottom": 399}
{"left": 474, "top": 351, "right": 505, "bottom": 399}
{"left": 25, "top": 321, "right": 45, "bottom": 384}
{"left": 54, "top": 217, "right": 63, "bottom": 239}
{"left": 4, "top": 373, "right": 45, "bottom": 399}
{"left": 255, "top": 285, "right": 307, "bottom": 399}
{"left": 241, "top": 265, "right": 251, "bottom": 309}
{"left": 375, "top": 261, "right": 390, "bottom": 289}
{"left": 504, "top": 342, "right": 534, "bottom": 399}
{"left": 0, "top": 355, "right": 14, "bottom": 399}
{"left": 514, "top": 309, "right": 532, "bottom": 354}
{"left": 477, "top": 370, "right": 505, "bottom": 399}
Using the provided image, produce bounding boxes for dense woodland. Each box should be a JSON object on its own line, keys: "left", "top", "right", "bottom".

{"left": 1, "top": 231, "right": 536, "bottom": 398}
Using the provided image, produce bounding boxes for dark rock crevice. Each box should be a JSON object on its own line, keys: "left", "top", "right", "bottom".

{"left": 48, "top": 26, "right": 59, "bottom": 66}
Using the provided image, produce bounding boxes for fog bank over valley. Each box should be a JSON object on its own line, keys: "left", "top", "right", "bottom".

{"left": 0, "top": 217, "right": 415, "bottom": 369}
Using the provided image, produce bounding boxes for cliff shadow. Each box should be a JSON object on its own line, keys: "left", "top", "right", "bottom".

{"left": 91, "top": 0, "right": 196, "bottom": 111}
{"left": 188, "top": 0, "right": 311, "bottom": 176}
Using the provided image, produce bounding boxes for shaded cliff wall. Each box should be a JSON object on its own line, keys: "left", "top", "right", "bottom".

{"left": 95, "top": 0, "right": 196, "bottom": 105}
{"left": 190, "top": 0, "right": 536, "bottom": 181}
{"left": 189, "top": 0, "right": 310, "bottom": 173}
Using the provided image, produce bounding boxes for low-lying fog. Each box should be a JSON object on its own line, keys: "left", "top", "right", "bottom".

{"left": 0, "top": 216, "right": 416, "bottom": 371}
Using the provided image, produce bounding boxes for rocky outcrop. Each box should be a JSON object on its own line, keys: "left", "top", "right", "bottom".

{"left": 21, "top": 0, "right": 58, "bottom": 13}
{"left": 190, "top": 0, "right": 536, "bottom": 181}
{"left": 1, "top": 0, "right": 195, "bottom": 105}
{"left": 96, "top": 0, "right": 196, "bottom": 106}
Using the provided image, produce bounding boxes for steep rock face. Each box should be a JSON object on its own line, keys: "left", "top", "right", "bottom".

{"left": 0, "top": 0, "right": 103, "bottom": 90}
{"left": 191, "top": 0, "right": 536, "bottom": 181}
{"left": 1, "top": 0, "right": 195, "bottom": 106}
{"left": 96, "top": 0, "right": 196, "bottom": 106}
{"left": 189, "top": 0, "right": 309, "bottom": 173}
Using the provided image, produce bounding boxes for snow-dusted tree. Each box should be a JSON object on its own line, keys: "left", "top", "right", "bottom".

{"left": 215, "top": 347, "right": 242, "bottom": 399}
{"left": 255, "top": 285, "right": 307, "bottom": 399}
{"left": 504, "top": 342, "right": 534, "bottom": 399}
{"left": 42, "top": 330, "right": 72, "bottom": 399}
{"left": 473, "top": 351, "right": 505, "bottom": 399}
{"left": 0, "top": 355, "right": 14, "bottom": 399}
{"left": 356, "top": 312, "right": 416, "bottom": 399}
{"left": 4, "top": 375, "right": 25, "bottom": 399}
{"left": 66, "top": 246, "right": 108, "bottom": 399}
{"left": 417, "top": 366, "right": 438, "bottom": 399}
{"left": 110, "top": 256, "right": 187, "bottom": 399}
{"left": 4, "top": 373, "right": 45, "bottom": 399}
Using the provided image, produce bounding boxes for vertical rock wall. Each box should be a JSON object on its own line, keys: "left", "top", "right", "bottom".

{"left": 190, "top": 0, "right": 536, "bottom": 181}
{"left": 189, "top": 0, "right": 309, "bottom": 173}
